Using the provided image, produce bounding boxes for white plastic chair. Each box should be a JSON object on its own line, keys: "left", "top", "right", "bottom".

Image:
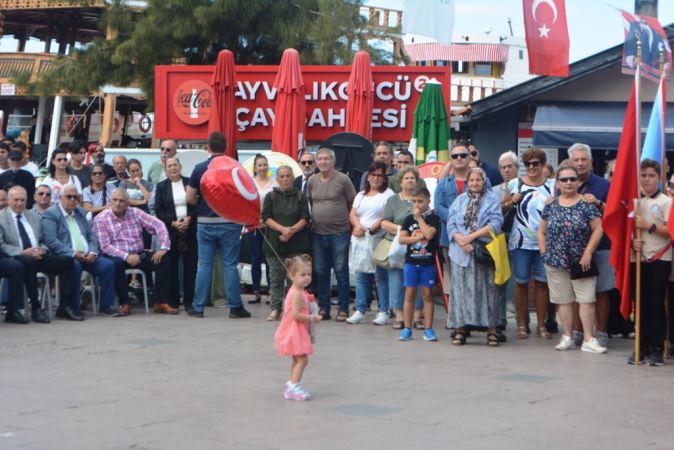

{"left": 125, "top": 269, "right": 150, "bottom": 313}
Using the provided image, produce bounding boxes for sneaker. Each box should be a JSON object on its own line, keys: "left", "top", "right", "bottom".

{"left": 267, "top": 310, "right": 281, "bottom": 321}
{"left": 398, "top": 328, "right": 412, "bottom": 341}
{"left": 423, "top": 328, "right": 438, "bottom": 341}
{"left": 284, "top": 383, "right": 311, "bottom": 401}
{"left": 555, "top": 335, "right": 575, "bottom": 351}
{"left": 129, "top": 279, "right": 142, "bottom": 290}
{"left": 596, "top": 331, "right": 609, "bottom": 347}
{"left": 581, "top": 337, "right": 608, "bottom": 354}
{"left": 572, "top": 330, "right": 584, "bottom": 347}
{"left": 188, "top": 309, "right": 204, "bottom": 318}
{"left": 647, "top": 349, "right": 665, "bottom": 366}
{"left": 346, "top": 310, "right": 366, "bottom": 324}
{"left": 372, "top": 312, "right": 389, "bottom": 325}
{"left": 229, "top": 305, "right": 251, "bottom": 318}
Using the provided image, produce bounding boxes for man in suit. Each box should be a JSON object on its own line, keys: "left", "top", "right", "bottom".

{"left": 0, "top": 186, "right": 78, "bottom": 323}
{"left": 42, "top": 184, "right": 117, "bottom": 316}
{"left": 293, "top": 152, "right": 316, "bottom": 194}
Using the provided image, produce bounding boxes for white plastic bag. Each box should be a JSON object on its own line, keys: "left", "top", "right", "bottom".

{"left": 388, "top": 226, "right": 407, "bottom": 269}
{"left": 349, "top": 233, "right": 375, "bottom": 273}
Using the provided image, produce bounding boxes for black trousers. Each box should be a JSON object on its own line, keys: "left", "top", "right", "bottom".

{"left": 110, "top": 251, "right": 171, "bottom": 305}
{"left": 14, "top": 254, "right": 74, "bottom": 309}
{"left": 631, "top": 260, "right": 671, "bottom": 351}
{"left": 0, "top": 257, "right": 25, "bottom": 311}
{"left": 167, "top": 231, "right": 198, "bottom": 308}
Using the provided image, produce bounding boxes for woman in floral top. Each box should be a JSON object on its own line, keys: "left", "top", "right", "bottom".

{"left": 538, "top": 165, "right": 606, "bottom": 354}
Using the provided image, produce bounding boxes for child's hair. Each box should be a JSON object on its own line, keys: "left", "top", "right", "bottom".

{"left": 412, "top": 187, "right": 431, "bottom": 199}
{"left": 284, "top": 254, "right": 312, "bottom": 274}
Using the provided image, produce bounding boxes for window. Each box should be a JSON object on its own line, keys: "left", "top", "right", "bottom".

{"left": 451, "top": 61, "right": 468, "bottom": 73}
{"left": 474, "top": 63, "right": 492, "bottom": 76}
{"left": 436, "top": 60, "right": 448, "bottom": 66}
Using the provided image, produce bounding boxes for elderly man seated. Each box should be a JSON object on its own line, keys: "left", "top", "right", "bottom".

{"left": 0, "top": 186, "right": 78, "bottom": 322}
{"left": 41, "top": 184, "right": 117, "bottom": 315}
{"left": 92, "top": 188, "right": 176, "bottom": 316}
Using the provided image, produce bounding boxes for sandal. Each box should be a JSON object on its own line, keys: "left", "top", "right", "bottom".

{"left": 487, "top": 333, "right": 500, "bottom": 347}
{"left": 392, "top": 320, "right": 404, "bottom": 330}
{"left": 248, "top": 292, "right": 262, "bottom": 304}
{"left": 318, "top": 309, "right": 331, "bottom": 321}
{"left": 335, "top": 310, "right": 348, "bottom": 322}
{"left": 537, "top": 327, "right": 552, "bottom": 340}
{"left": 451, "top": 332, "right": 466, "bottom": 346}
{"left": 517, "top": 325, "right": 528, "bottom": 339}
{"left": 413, "top": 320, "right": 425, "bottom": 330}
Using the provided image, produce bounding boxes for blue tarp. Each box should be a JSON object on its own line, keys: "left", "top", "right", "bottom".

{"left": 532, "top": 102, "right": 674, "bottom": 150}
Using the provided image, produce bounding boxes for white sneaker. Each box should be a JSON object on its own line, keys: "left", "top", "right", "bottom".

{"left": 555, "top": 335, "right": 576, "bottom": 351}
{"left": 581, "top": 337, "right": 608, "bottom": 354}
{"left": 346, "top": 310, "right": 366, "bottom": 324}
{"left": 372, "top": 312, "right": 389, "bottom": 325}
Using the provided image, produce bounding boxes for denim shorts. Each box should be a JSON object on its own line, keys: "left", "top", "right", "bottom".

{"left": 403, "top": 263, "right": 436, "bottom": 288}
{"left": 594, "top": 249, "right": 616, "bottom": 293}
{"left": 510, "top": 248, "right": 547, "bottom": 284}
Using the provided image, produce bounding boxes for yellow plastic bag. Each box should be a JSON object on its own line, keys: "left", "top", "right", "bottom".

{"left": 486, "top": 227, "right": 511, "bottom": 285}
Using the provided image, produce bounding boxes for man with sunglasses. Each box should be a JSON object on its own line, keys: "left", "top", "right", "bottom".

{"left": 90, "top": 142, "right": 116, "bottom": 180}
{"left": 42, "top": 184, "right": 117, "bottom": 316}
{"left": 464, "top": 141, "right": 502, "bottom": 186}
{"left": 148, "top": 139, "right": 177, "bottom": 185}
{"left": 32, "top": 184, "right": 52, "bottom": 217}
{"left": 293, "top": 152, "right": 316, "bottom": 194}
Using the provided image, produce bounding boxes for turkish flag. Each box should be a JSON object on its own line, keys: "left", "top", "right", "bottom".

{"left": 523, "top": 0, "right": 570, "bottom": 77}
{"left": 603, "top": 80, "right": 639, "bottom": 319}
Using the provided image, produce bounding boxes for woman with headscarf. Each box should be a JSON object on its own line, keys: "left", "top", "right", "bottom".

{"left": 446, "top": 168, "right": 503, "bottom": 346}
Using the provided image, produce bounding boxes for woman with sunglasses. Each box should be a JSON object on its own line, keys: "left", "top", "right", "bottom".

{"left": 83, "top": 163, "right": 116, "bottom": 217}
{"left": 538, "top": 165, "right": 606, "bottom": 353}
{"left": 42, "top": 148, "right": 82, "bottom": 203}
{"left": 346, "top": 161, "right": 394, "bottom": 325}
{"left": 506, "top": 147, "right": 554, "bottom": 340}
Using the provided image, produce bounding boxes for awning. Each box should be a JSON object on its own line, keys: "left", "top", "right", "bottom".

{"left": 404, "top": 43, "right": 510, "bottom": 63}
{"left": 532, "top": 102, "right": 674, "bottom": 150}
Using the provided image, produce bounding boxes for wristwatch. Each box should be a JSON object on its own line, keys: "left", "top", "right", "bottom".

{"left": 648, "top": 223, "right": 657, "bottom": 234}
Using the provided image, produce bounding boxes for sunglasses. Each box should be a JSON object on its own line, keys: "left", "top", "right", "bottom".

{"left": 558, "top": 176, "right": 578, "bottom": 183}
{"left": 451, "top": 153, "right": 470, "bottom": 160}
{"left": 524, "top": 160, "right": 541, "bottom": 168}
{"left": 470, "top": 151, "right": 478, "bottom": 157}
{"left": 63, "top": 194, "right": 79, "bottom": 200}
{"left": 91, "top": 172, "right": 104, "bottom": 176}
{"left": 37, "top": 191, "right": 51, "bottom": 197}
{"left": 300, "top": 161, "right": 314, "bottom": 166}
{"left": 160, "top": 147, "right": 173, "bottom": 152}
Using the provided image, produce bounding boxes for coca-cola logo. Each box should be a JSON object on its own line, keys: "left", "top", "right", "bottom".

{"left": 173, "top": 80, "right": 212, "bottom": 125}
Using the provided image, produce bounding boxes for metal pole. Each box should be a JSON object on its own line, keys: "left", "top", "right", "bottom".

{"left": 634, "top": 35, "right": 643, "bottom": 366}
{"left": 34, "top": 95, "right": 46, "bottom": 145}
{"left": 47, "top": 95, "right": 64, "bottom": 166}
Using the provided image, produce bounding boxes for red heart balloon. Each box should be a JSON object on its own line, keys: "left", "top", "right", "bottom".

{"left": 200, "top": 155, "right": 260, "bottom": 225}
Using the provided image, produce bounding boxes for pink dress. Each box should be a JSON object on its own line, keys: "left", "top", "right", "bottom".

{"left": 274, "top": 286, "right": 314, "bottom": 356}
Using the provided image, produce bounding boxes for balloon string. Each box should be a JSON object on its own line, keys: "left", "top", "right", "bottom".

{"left": 259, "top": 227, "right": 289, "bottom": 270}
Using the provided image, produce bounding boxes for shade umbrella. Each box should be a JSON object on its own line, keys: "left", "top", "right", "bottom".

{"left": 208, "top": 49, "right": 237, "bottom": 159}
{"left": 409, "top": 79, "right": 449, "bottom": 164}
{"left": 345, "top": 50, "right": 374, "bottom": 140}
{"left": 271, "top": 48, "right": 306, "bottom": 160}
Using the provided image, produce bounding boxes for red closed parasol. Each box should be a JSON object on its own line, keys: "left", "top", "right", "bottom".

{"left": 345, "top": 50, "right": 374, "bottom": 140}
{"left": 271, "top": 48, "right": 306, "bottom": 160}
{"left": 208, "top": 49, "right": 238, "bottom": 159}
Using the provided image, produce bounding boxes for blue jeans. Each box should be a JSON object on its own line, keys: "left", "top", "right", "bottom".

{"left": 193, "top": 222, "right": 243, "bottom": 312}
{"left": 312, "top": 231, "right": 350, "bottom": 312}
{"left": 389, "top": 267, "right": 423, "bottom": 311}
{"left": 73, "top": 256, "right": 115, "bottom": 313}
{"left": 355, "top": 266, "right": 389, "bottom": 313}
{"left": 243, "top": 229, "right": 269, "bottom": 292}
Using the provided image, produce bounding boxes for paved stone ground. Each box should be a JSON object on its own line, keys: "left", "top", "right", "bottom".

{"left": 1, "top": 298, "right": 673, "bottom": 450}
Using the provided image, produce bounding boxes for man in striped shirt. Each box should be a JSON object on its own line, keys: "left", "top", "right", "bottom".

{"left": 92, "top": 188, "right": 176, "bottom": 316}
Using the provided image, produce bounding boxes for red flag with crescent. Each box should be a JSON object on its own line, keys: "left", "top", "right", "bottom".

{"left": 523, "top": 0, "right": 570, "bottom": 77}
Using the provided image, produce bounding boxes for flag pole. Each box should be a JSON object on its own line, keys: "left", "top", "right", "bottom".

{"left": 658, "top": 49, "right": 669, "bottom": 359}
{"left": 633, "top": 33, "right": 643, "bottom": 366}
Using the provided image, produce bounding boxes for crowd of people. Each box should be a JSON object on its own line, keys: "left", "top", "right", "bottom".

{"left": 0, "top": 133, "right": 672, "bottom": 368}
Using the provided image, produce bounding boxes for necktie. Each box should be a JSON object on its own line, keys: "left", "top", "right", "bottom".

{"left": 15, "top": 214, "right": 32, "bottom": 250}
{"left": 302, "top": 177, "right": 308, "bottom": 195}
{"left": 66, "top": 215, "right": 86, "bottom": 253}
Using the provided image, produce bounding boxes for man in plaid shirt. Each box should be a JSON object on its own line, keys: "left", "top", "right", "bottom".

{"left": 92, "top": 188, "right": 176, "bottom": 316}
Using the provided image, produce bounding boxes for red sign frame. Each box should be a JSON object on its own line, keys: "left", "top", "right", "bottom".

{"left": 155, "top": 65, "right": 451, "bottom": 142}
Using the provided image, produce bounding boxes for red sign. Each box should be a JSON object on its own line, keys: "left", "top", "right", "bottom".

{"left": 172, "top": 79, "right": 212, "bottom": 125}
{"left": 155, "top": 65, "right": 451, "bottom": 142}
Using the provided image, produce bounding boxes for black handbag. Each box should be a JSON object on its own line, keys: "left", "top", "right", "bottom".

{"left": 473, "top": 240, "right": 494, "bottom": 266}
{"left": 569, "top": 259, "right": 599, "bottom": 280}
